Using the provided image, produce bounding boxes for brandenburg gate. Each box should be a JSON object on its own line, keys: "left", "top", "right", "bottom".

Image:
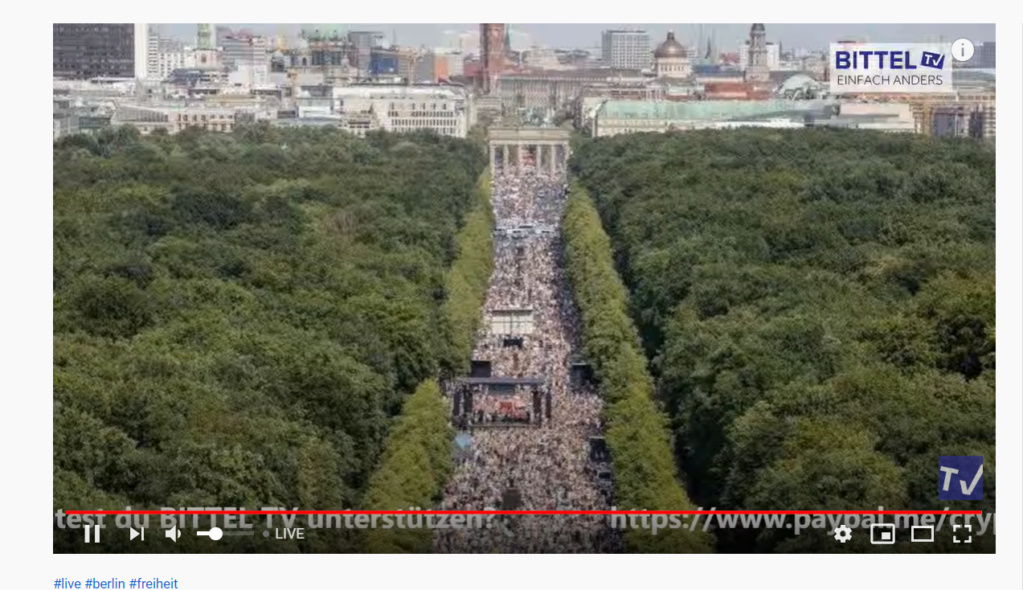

{"left": 489, "top": 127, "right": 572, "bottom": 174}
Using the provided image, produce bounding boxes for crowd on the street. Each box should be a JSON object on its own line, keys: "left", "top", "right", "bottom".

{"left": 435, "top": 166, "right": 621, "bottom": 553}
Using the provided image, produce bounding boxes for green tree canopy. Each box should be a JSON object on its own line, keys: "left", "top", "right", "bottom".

{"left": 53, "top": 125, "right": 486, "bottom": 552}
{"left": 571, "top": 129, "right": 995, "bottom": 553}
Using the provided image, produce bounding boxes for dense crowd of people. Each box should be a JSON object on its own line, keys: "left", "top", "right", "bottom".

{"left": 436, "top": 166, "right": 621, "bottom": 553}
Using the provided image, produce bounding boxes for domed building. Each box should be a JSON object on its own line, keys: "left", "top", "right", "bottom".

{"left": 654, "top": 31, "right": 691, "bottom": 79}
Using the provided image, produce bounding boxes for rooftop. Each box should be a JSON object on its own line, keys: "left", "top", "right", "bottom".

{"left": 598, "top": 99, "right": 839, "bottom": 122}
{"left": 777, "top": 73, "right": 821, "bottom": 93}
{"left": 499, "top": 68, "right": 645, "bottom": 80}
{"left": 952, "top": 69, "right": 996, "bottom": 89}
{"left": 769, "top": 70, "right": 820, "bottom": 84}
{"left": 333, "top": 85, "right": 466, "bottom": 98}
{"left": 654, "top": 31, "right": 686, "bottom": 59}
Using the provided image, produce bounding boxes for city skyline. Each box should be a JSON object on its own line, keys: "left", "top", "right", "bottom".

{"left": 156, "top": 23, "right": 995, "bottom": 52}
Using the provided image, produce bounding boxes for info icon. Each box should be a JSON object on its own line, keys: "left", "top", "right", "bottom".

{"left": 870, "top": 523, "right": 896, "bottom": 545}
{"left": 950, "top": 39, "right": 975, "bottom": 62}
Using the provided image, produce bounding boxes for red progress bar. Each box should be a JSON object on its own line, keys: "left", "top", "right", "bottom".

{"left": 65, "top": 510, "right": 982, "bottom": 515}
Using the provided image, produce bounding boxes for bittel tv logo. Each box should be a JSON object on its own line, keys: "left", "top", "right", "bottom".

{"left": 829, "top": 43, "right": 954, "bottom": 95}
{"left": 938, "top": 456, "right": 983, "bottom": 501}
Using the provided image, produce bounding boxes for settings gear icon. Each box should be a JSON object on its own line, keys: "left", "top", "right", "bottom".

{"left": 833, "top": 525, "right": 853, "bottom": 543}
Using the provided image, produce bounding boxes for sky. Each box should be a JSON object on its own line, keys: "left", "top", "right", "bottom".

{"left": 156, "top": 23, "right": 995, "bottom": 52}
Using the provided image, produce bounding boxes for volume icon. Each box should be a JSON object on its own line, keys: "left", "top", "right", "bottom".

{"left": 164, "top": 526, "right": 181, "bottom": 542}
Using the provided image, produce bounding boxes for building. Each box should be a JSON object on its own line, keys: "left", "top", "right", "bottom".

{"left": 219, "top": 29, "right": 270, "bottom": 71}
{"left": 301, "top": 31, "right": 351, "bottom": 67}
{"left": 972, "top": 42, "right": 995, "bottom": 69}
{"left": 295, "top": 85, "right": 333, "bottom": 119}
{"left": 54, "top": 111, "right": 114, "bottom": 140}
{"left": 54, "top": 23, "right": 149, "bottom": 80}
{"left": 952, "top": 41, "right": 995, "bottom": 70}
{"left": 288, "top": 32, "right": 357, "bottom": 86}
{"left": 163, "top": 68, "right": 229, "bottom": 94}
{"left": 191, "top": 47, "right": 222, "bottom": 72}
{"left": 744, "top": 24, "right": 770, "bottom": 84}
{"left": 573, "top": 83, "right": 666, "bottom": 131}
{"left": 969, "top": 104, "right": 995, "bottom": 140}
{"left": 53, "top": 91, "right": 115, "bottom": 140}
{"left": 54, "top": 78, "right": 139, "bottom": 101}
{"left": 157, "top": 48, "right": 192, "bottom": 81}
{"left": 524, "top": 47, "right": 561, "bottom": 70}
{"left": 146, "top": 28, "right": 160, "bottom": 80}
{"left": 444, "top": 51, "right": 465, "bottom": 78}
{"left": 370, "top": 48, "right": 400, "bottom": 77}
{"left": 480, "top": 24, "right": 506, "bottom": 94}
{"left": 197, "top": 24, "right": 214, "bottom": 50}
{"left": 215, "top": 26, "right": 233, "bottom": 49}
{"left": 710, "top": 119, "right": 804, "bottom": 129}
{"left": 601, "top": 29, "right": 651, "bottom": 70}
{"left": 228, "top": 65, "right": 270, "bottom": 87}
{"left": 702, "top": 81, "right": 759, "bottom": 100}
{"left": 739, "top": 41, "right": 780, "bottom": 72}
{"left": 807, "top": 102, "right": 916, "bottom": 133}
{"left": 592, "top": 98, "right": 838, "bottom": 136}
{"left": 892, "top": 71, "right": 996, "bottom": 140}
{"left": 463, "top": 59, "right": 481, "bottom": 81}
{"left": 496, "top": 68, "right": 646, "bottom": 112}
{"left": 147, "top": 30, "right": 197, "bottom": 81}
{"left": 503, "top": 25, "right": 513, "bottom": 58}
{"left": 920, "top": 96, "right": 995, "bottom": 141}
{"left": 54, "top": 116, "right": 77, "bottom": 141}
{"left": 329, "top": 85, "right": 471, "bottom": 137}
{"left": 366, "top": 47, "right": 419, "bottom": 82}
{"left": 395, "top": 49, "right": 420, "bottom": 82}
{"left": 653, "top": 31, "right": 691, "bottom": 79}
{"left": 413, "top": 50, "right": 451, "bottom": 83}
{"left": 133, "top": 24, "right": 150, "bottom": 79}
{"left": 774, "top": 73, "right": 827, "bottom": 99}
{"left": 348, "top": 30, "right": 384, "bottom": 78}
{"left": 931, "top": 105, "right": 980, "bottom": 138}
{"left": 475, "top": 95, "right": 503, "bottom": 122}
{"left": 111, "top": 103, "right": 275, "bottom": 134}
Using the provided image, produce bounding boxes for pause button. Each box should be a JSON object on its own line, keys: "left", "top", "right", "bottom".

{"left": 84, "top": 525, "right": 101, "bottom": 543}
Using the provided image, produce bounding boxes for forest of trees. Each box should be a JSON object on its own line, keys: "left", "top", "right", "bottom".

{"left": 570, "top": 129, "right": 995, "bottom": 552}
{"left": 53, "top": 124, "right": 486, "bottom": 552}
{"left": 362, "top": 172, "right": 494, "bottom": 553}
{"left": 563, "top": 187, "right": 712, "bottom": 553}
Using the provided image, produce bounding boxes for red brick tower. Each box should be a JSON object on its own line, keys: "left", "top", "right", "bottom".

{"left": 479, "top": 23, "right": 506, "bottom": 94}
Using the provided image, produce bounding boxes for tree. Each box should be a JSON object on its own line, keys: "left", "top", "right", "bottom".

{"left": 571, "top": 129, "right": 995, "bottom": 553}
{"left": 53, "top": 126, "right": 487, "bottom": 553}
